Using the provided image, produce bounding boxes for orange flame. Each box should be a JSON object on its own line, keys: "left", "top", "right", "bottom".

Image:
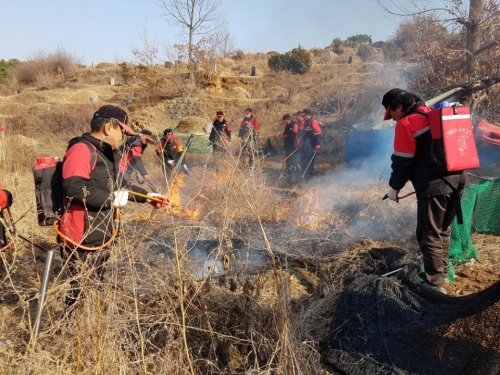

{"left": 168, "top": 174, "right": 202, "bottom": 219}
{"left": 294, "top": 189, "right": 338, "bottom": 232}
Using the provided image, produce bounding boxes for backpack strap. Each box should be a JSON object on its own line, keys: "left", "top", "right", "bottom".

{"left": 79, "top": 139, "right": 98, "bottom": 170}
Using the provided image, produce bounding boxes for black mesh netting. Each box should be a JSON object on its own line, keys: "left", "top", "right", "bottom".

{"left": 327, "top": 257, "right": 500, "bottom": 375}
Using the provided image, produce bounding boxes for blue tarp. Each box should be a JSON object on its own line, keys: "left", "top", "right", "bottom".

{"left": 345, "top": 129, "right": 394, "bottom": 180}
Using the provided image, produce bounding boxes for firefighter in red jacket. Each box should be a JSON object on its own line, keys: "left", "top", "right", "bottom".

{"left": 238, "top": 107, "right": 260, "bottom": 164}
{"left": 299, "top": 108, "right": 321, "bottom": 176}
{"left": 281, "top": 114, "right": 300, "bottom": 173}
{"left": 382, "top": 88, "right": 468, "bottom": 294}
{"left": 59, "top": 105, "right": 169, "bottom": 307}
{"left": 156, "top": 128, "right": 186, "bottom": 175}
{"left": 119, "top": 129, "right": 157, "bottom": 192}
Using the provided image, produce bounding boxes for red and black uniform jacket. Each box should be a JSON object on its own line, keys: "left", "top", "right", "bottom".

{"left": 59, "top": 133, "right": 147, "bottom": 248}
{"left": 390, "top": 105, "right": 468, "bottom": 200}
{"left": 209, "top": 119, "right": 232, "bottom": 146}
{"left": 119, "top": 136, "right": 148, "bottom": 177}
{"left": 238, "top": 116, "right": 260, "bottom": 139}
{"left": 283, "top": 121, "right": 299, "bottom": 151}
{"left": 156, "top": 135, "right": 182, "bottom": 161}
{"left": 300, "top": 118, "right": 321, "bottom": 150}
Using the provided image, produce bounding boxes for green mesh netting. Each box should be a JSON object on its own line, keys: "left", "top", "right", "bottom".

{"left": 155, "top": 131, "right": 212, "bottom": 153}
{"left": 175, "top": 130, "right": 212, "bottom": 153}
{"left": 449, "top": 181, "right": 494, "bottom": 264}
{"left": 472, "top": 180, "right": 500, "bottom": 233}
{"left": 174, "top": 130, "right": 212, "bottom": 153}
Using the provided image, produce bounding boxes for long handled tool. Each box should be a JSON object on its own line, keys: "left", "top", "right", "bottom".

{"left": 16, "top": 233, "right": 54, "bottom": 341}
{"left": 382, "top": 191, "right": 416, "bottom": 201}
{"left": 128, "top": 190, "right": 177, "bottom": 207}
{"left": 302, "top": 150, "right": 318, "bottom": 178}
{"left": 282, "top": 146, "right": 301, "bottom": 163}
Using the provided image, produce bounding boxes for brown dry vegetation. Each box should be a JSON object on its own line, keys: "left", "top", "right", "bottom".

{"left": 0, "top": 48, "right": 499, "bottom": 374}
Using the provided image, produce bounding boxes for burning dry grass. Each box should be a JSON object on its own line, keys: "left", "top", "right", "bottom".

{"left": 0, "top": 132, "right": 371, "bottom": 374}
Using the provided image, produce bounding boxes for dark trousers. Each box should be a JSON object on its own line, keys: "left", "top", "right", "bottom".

{"left": 416, "top": 194, "right": 457, "bottom": 286}
{"left": 60, "top": 246, "right": 110, "bottom": 307}
{"left": 300, "top": 146, "right": 316, "bottom": 176}
{"left": 284, "top": 143, "right": 299, "bottom": 172}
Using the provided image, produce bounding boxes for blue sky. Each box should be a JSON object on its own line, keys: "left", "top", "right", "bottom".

{"left": 1, "top": 0, "right": 413, "bottom": 65}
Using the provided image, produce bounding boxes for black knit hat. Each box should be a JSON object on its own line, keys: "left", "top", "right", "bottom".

{"left": 282, "top": 114, "right": 291, "bottom": 120}
{"left": 245, "top": 108, "right": 253, "bottom": 113}
{"left": 163, "top": 128, "right": 173, "bottom": 135}
{"left": 301, "top": 108, "right": 313, "bottom": 116}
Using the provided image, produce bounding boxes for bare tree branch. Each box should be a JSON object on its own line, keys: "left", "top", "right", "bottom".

{"left": 156, "top": 0, "right": 224, "bottom": 62}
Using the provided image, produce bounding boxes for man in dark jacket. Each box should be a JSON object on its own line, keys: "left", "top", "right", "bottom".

{"left": 299, "top": 108, "right": 321, "bottom": 176}
{"left": 382, "top": 89, "right": 469, "bottom": 294}
{"left": 281, "top": 114, "right": 300, "bottom": 174}
{"left": 209, "top": 111, "right": 232, "bottom": 153}
{"left": 59, "top": 105, "right": 168, "bottom": 307}
{"left": 238, "top": 107, "right": 260, "bottom": 165}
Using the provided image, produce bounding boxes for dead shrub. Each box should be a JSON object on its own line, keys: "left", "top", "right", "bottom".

{"left": 231, "top": 49, "right": 245, "bottom": 61}
{"left": 10, "top": 46, "right": 81, "bottom": 87}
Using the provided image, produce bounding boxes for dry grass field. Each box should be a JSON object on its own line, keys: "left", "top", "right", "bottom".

{"left": 0, "top": 50, "right": 499, "bottom": 374}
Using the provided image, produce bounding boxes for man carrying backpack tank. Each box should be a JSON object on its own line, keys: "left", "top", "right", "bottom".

{"left": 58, "top": 105, "right": 169, "bottom": 307}
{"left": 382, "top": 89, "right": 469, "bottom": 294}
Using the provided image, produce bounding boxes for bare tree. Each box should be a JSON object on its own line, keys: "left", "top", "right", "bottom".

{"left": 156, "top": 0, "right": 224, "bottom": 63}
{"left": 376, "top": 0, "right": 500, "bottom": 110}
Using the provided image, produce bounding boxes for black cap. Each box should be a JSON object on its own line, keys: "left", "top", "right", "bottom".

{"left": 140, "top": 129, "right": 152, "bottom": 136}
{"left": 93, "top": 105, "right": 136, "bottom": 135}
{"left": 282, "top": 114, "right": 291, "bottom": 120}
{"left": 301, "top": 108, "right": 313, "bottom": 116}
{"left": 382, "top": 88, "right": 405, "bottom": 120}
{"left": 93, "top": 105, "right": 128, "bottom": 124}
{"left": 216, "top": 111, "right": 224, "bottom": 116}
{"left": 163, "top": 128, "right": 173, "bottom": 135}
{"left": 245, "top": 107, "right": 253, "bottom": 113}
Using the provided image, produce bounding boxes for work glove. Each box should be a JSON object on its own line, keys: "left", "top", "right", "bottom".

{"left": 387, "top": 187, "right": 400, "bottom": 202}
{"left": 281, "top": 134, "right": 287, "bottom": 139}
{"left": 147, "top": 193, "right": 170, "bottom": 209}
{"left": 315, "top": 144, "right": 321, "bottom": 151}
{"left": 167, "top": 159, "right": 175, "bottom": 166}
{"left": 113, "top": 190, "right": 129, "bottom": 208}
